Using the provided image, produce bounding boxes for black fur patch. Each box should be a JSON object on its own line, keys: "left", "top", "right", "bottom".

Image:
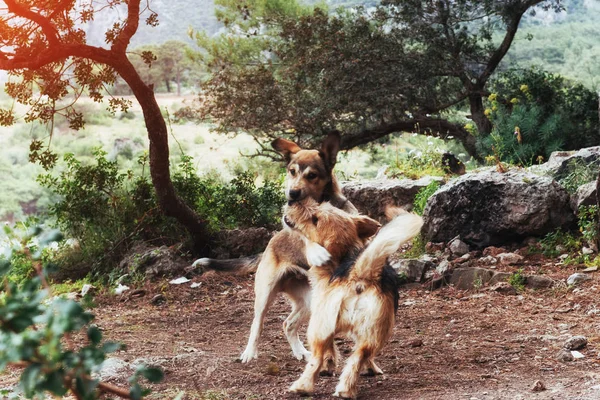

{"left": 330, "top": 250, "right": 400, "bottom": 312}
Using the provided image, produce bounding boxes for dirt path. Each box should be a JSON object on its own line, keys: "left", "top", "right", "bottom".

{"left": 3, "top": 268, "right": 600, "bottom": 399}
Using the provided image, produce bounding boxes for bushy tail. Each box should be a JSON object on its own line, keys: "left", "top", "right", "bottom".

{"left": 350, "top": 212, "right": 423, "bottom": 289}
{"left": 187, "top": 254, "right": 262, "bottom": 275}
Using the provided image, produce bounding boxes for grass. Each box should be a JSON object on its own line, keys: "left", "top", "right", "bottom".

{"left": 508, "top": 269, "right": 526, "bottom": 292}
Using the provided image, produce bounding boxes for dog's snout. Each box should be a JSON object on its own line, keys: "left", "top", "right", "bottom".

{"left": 289, "top": 189, "right": 301, "bottom": 200}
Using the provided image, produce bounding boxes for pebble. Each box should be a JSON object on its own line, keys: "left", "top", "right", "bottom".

{"left": 567, "top": 273, "right": 592, "bottom": 286}
{"left": 532, "top": 380, "right": 546, "bottom": 392}
{"left": 564, "top": 335, "right": 588, "bottom": 350}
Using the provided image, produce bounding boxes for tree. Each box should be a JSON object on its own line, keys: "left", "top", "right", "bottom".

{"left": 191, "top": 0, "right": 563, "bottom": 158}
{"left": 0, "top": 0, "right": 211, "bottom": 253}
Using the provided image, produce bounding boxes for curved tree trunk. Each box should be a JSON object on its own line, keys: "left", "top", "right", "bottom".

{"left": 468, "top": 92, "right": 493, "bottom": 136}
{"left": 113, "top": 55, "right": 212, "bottom": 255}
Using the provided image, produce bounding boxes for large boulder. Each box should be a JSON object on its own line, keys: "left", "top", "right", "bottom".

{"left": 342, "top": 176, "right": 444, "bottom": 222}
{"left": 211, "top": 227, "right": 275, "bottom": 259}
{"left": 570, "top": 181, "right": 597, "bottom": 212}
{"left": 529, "top": 146, "right": 600, "bottom": 181}
{"left": 422, "top": 169, "right": 575, "bottom": 247}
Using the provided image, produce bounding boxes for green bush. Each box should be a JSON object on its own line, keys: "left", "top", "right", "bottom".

{"left": 413, "top": 181, "right": 440, "bottom": 216}
{"left": 36, "top": 151, "right": 285, "bottom": 278}
{"left": 0, "top": 227, "right": 162, "bottom": 399}
{"left": 558, "top": 158, "right": 599, "bottom": 194}
{"left": 478, "top": 67, "right": 600, "bottom": 165}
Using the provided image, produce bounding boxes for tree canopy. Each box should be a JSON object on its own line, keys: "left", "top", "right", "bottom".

{"left": 0, "top": 0, "right": 211, "bottom": 253}
{"left": 191, "top": 0, "right": 564, "bottom": 158}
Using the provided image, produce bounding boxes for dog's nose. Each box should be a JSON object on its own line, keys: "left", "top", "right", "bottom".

{"left": 289, "top": 189, "right": 301, "bottom": 200}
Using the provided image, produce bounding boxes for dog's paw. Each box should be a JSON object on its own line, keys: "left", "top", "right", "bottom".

{"left": 333, "top": 389, "right": 356, "bottom": 399}
{"left": 305, "top": 241, "right": 331, "bottom": 267}
{"left": 292, "top": 348, "right": 311, "bottom": 361}
{"left": 239, "top": 348, "right": 258, "bottom": 363}
{"left": 289, "top": 380, "right": 314, "bottom": 396}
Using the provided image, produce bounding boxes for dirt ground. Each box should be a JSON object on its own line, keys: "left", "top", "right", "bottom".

{"left": 4, "top": 258, "right": 600, "bottom": 400}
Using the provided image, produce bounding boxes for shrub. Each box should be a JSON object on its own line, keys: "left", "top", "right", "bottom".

{"left": 508, "top": 268, "right": 526, "bottom": 292}
{"left": 578, "top": 205, "right": 599, "bottom": 246}
{"left": 37, "top": 151, "right": 285, "bottom": 278}
{"left": 413, "top": 181, "right": 440, "bottom": 216}
{"left": 479, "top": 67, "right": 600, "bottom": 165}
{"left": 558, "top": 158, "right": 599, "bottom": 194}
{"left": 0, "top": 227, "right": 162, "bottom": 399}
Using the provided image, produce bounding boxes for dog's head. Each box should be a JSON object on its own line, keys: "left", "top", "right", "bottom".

{"left": 272, "top": 131, "right": 341, "bottom": 204}
{"left": 283, "top": 198, "right": 380, "bottom": 263}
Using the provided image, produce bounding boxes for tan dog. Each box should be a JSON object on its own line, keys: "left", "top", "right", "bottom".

{"left": 192, "top": 132, "right": 358, "bottom": 367}
{"left": 284, "top": 199, "right": 423, "bottom": 399}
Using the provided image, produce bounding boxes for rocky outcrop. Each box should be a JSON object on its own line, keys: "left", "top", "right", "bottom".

{"left": 342, "top": 176, "right": 444, "bottom": 222}
{"left": 529, "top": 146, "right": 600, "bottom": 180}
{"left": 422, "top": 169, "right": 575, "bottom": 247}
{"left": 570, "top": 181, "right": 597, "bottom": 212}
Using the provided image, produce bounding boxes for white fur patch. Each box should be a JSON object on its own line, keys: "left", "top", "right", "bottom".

{"left": 192, "top": 258, "right": 210, "bottom": 268}
{"left": 305, "top": 240, "right": 331, "bottom": 267}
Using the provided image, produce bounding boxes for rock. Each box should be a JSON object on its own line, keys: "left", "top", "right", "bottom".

{"left": 449, "top": 237, "right": 470, "bottom": 256}
{"left": 582, "top": 247, "right": 594, "bottom": 255}
{"left": 425, "top": 242, "right": 445, "bottom": 254}
{"left": 97, "top": 358, "right": 131, "bottom": 380}
{"left": 450, "top": 267, "right": 495, "bottom": 290}
{"left": 557, "top": 349, "right": 574, "bottom": 362}
{"left": 211, "top": 228, "right": 275, "bottom": 259}
{"left": 81, "top": 284, "right": 96, "bottom": 297}
{"left": 489, "top": 281, "right": 517, "bottom": 295}
{"left": 342, "top": 176, "right": 444, "bottom": 222}
{"left": 567, "top": 273, "right": 592, "bottom": 286}
{"left": 496, "top": 252, "right": 524, "bottom": 265}
{"left": 423, "top": 169, "right": 575, "bottom": 247}
{"left": 532, "top": 380, "right": 546, "bottom": 392}
{"left": 408, "top": 338, "right": 423, "bottom": 347}
{"left": 530, "top": 146, "right": 600, "bottom": 180}
{"left": 570, "top": 181, "right": 597, "bottom": 212}
{"left": 564, "top": 336, "right": 588, "bottom": 351}
{"left": 391, "top": 259, "right": 430, "bottom": 282}
{"left": 582, "top": 266, "right": 599, "bottom": 273}
{"left": 525, "top": 275, "right": 554, "bottom": 289}
{"left": 488, "top": 272, "right": 511, "bottom": 285}
{"left": 480, "top": 255, "right": 497, "bottom": 265}
{"left": 436, "top": 259, "right": 451, "bottom": 275}
{"left": 571, "top": 350, "right": 585, "bottom": 359}
{"left": 119, "top": 243, "right": 189, "bottom": 278}
{"left": 456, "top": 253, "right": 471, "bottom": 263}
{"left": 483, "top": 246, "right": 507, "bottom": 257}
{"left": 151, "top": 294, "right": 166, "bottom": 305}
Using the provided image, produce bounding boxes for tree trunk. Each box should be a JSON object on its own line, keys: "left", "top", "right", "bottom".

{"left": 468, "top": 92, "right": 493, "bottom": 136}
{"left": 176, "top": 70, "right": 181, "bottom": 97}
{"left": 113, "top": 55, "right": 212, "bottom": 255}
{"left": 165, "top": 79, "right": 171, "bottom": 93}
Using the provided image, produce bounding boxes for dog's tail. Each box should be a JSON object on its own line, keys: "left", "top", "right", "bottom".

{"left": 188, "top": 253, "right": 262, "bottom": 275}
{"left": 350, "top": 211, "right": 423, "bottom": 291}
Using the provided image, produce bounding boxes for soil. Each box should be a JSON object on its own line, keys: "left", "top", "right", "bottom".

{"left": 4, "top": 255, "right": 600, "bottom": 400}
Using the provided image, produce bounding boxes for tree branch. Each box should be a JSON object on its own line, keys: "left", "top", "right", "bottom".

{"left": 4, "top": 0, "right": 60, "bottom": 46}
{"left": 339, "top": 117, "right": 479, "bottom": 159}
{"left": 112, "top": 0, "right": 141, "bottom": 53}
{"left": 0, "top": 43, "right": 115, "bottom": 71}
{"left": 479, "top": 0, "right": 545, "bottom": 83}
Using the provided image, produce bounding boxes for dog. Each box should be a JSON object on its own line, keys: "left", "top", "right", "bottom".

{"left": 192, "top": 132, "right": 358, "bottom": 367}
{"left": 283, "top": 198, "right": 423, "bottom": 399}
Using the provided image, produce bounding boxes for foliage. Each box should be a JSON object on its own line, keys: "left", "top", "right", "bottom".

{"left": 558, "top": 158, "right": 599, "bottom": 194}
{"left": 115, "top": 41, "right": 202, "bottom": 95}
{"left": 36, "top": 151, "right": 284, "bottom": 278}
{"left": 508, "top": 269, "right": 526, "bottom": 292}
{"left": 413, "top": 181, "right": 441, "bottom": 216}
{"left": 578, "top": 205, "right": 599, "bottom": 246}
{"left": 477, "top": 68, "right": 600, "bottom": 165}
{"left": 188, "top": 0, "right": 562, "bottom": 158}
{"left": 400, "top": 235, "right": 426, "bottom": 259}
{"left": 0, "top": 226, "right": 162, "bottom": 399}
{"left": 538, "top": 229, "right": 582, "bottom": 258}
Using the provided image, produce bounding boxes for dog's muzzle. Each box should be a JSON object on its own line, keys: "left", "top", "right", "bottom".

{"left": 283, "top": 215, "right": 295, "bottom": 229}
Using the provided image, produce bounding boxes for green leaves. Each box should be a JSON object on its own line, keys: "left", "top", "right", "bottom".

{"left": 0, "top": 227, "right": 162, "bottom": 399}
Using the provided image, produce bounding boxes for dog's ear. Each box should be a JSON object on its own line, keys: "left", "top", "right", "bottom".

{"left": 354, "top": 216, "right": 381, "bottom": 240}
{"left": 320, "top": 130, "right": 341, "bottom": 171}
{"left": 272, "top": 138, "right": 302, "bottom": 163}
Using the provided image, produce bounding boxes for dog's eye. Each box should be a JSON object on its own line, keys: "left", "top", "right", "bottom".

{"left": 312, "top": 215, "right": 318, "bottom": 225}
{"left": 306, "top": 173, "right": 317, "bottom": 180}
{"left": 289, "top": 168, "right": 296, "bottom": 176}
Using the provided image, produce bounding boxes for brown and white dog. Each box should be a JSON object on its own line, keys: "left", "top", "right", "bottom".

{"left": 192, "top": 132, "right": 357, "bottom": 366}
{"left": 283, "top": 199, "right": 423, "bottom": 399}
